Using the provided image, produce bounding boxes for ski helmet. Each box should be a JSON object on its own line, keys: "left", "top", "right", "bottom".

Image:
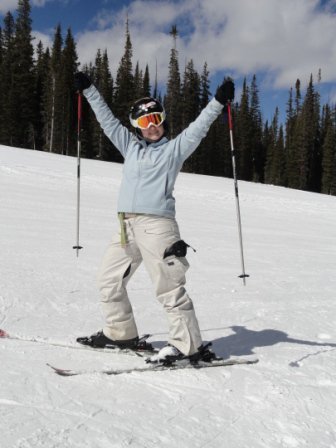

{"left": 129, "top": 97, "right": 166, "bottom": 131}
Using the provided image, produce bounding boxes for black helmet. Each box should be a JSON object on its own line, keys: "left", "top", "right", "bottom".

{"left": 129, "top": 97, "right": 166, "bottom": 129}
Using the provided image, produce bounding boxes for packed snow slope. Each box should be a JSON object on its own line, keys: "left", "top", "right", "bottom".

{"left": 1, "top": 145, "right": 336, "bottom": 448}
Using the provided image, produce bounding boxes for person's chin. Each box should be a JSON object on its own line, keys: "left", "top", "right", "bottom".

{"left": 146, "top": 134, "right": 160, "bottom": 142}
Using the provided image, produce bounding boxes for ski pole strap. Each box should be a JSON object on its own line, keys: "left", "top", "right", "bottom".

{"left": 118, "top": 212, "right": 128, "bottom": 247}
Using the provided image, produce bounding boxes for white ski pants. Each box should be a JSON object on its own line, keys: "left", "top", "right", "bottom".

{"left": 97, "top": 214, "right": 202, "bottom": 355}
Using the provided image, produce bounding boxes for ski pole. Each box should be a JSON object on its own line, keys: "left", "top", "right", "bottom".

{"left": 73, "top": 91, "right": 83, "bottom": 257}
{"left": 227, "top": 101, "right": 249, "bottom": 285}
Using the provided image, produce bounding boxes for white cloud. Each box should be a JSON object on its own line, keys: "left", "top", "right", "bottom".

{"left": 32, "top": 29, "right": 53, "bottom": 50}
{"left": 178, "top": 0, "right": 336, "bottom": 87}
{"left": 0, "top": 0, "right": 19, "bottom": 13}
{"left": 72, "top": 0, "right": 336, "bottom": 90}
{"left": 25, "top": 0, "right": 336, "bottom": 93}
{"left": 75, "top": 1, "right": 181, "bottom": 85}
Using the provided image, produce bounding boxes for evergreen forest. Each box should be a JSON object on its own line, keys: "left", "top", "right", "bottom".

{"left": 1, "top": 0, "right": 335, "bottom": 195}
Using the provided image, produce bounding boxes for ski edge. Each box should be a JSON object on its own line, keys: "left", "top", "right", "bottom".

{"left": 47, "top": 358, "right": 259, "bottom": 377}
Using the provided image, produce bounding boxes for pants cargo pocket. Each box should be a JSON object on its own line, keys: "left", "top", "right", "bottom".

{"left": 162, "top": 256, "right": 189, "bottom": 284}
{"left": 155, "top": 256, "right": 191, "bottom": 306}
{"left": 167, "top": 256, "right": 189, "bottom": 281}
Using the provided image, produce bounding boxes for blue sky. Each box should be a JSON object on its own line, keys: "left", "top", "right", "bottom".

{"left": 1, "top": 0, "right": 336, "bottom": 124}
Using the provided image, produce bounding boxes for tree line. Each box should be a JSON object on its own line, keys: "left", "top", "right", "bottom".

{"left": 1, "top": 0, "right": 335, "bottom": 195}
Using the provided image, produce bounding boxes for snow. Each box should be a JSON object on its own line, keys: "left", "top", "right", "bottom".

{"left": 1, "top": 145, "right": 336, "bottom": 448}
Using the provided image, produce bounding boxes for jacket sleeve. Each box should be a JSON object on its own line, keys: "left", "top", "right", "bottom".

{"left": 172, "top": 98, "right": 223, "bottom": 162}
{"left": 83, "top": 85, "right": 132, "bottom": 158}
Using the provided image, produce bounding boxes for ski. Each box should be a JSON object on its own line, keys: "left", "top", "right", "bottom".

{"left": 47, "top": 358, "right": 259, "bottom": 377}
{"left": 0, "top": 328, "right": 157, "bottom": 358}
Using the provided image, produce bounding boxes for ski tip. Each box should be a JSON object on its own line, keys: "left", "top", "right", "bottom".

{"left": 46, "top": 363, "right": 77, "bottom": 376}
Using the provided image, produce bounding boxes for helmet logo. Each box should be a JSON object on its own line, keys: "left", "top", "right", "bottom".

{"left": 140, "top": 101, "right": 156, "bottom": 111}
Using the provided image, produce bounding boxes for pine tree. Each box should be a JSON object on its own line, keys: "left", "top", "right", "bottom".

{"left": 308, "top": 77, "right": 322, "bottom": 191}
{"left": 114, "top": 17, "right": 134, "bottom": 127}
{"left": 264, "top": 107, "right": 278, "bottom": 184}
{"left": 271, "top": 124, "right": 285, "bottom": 185}
{"left": 249, "top": 75, "right": 264, "bottom": 182}
{"left": 181, "top": 59, "right": 200, "bottom": 127}
{"left": 209, "top": 110, "right": 231, "bottom": 178}
{"left": 10, "top": 0, "right": 35, "bottom": 148}
{"left": 0, "top": 12, "right": 19, "bottom": 144}
{"left": 296, "top": 75, "right": 321, "bottom": 191}
{"left": 199, "top": 63, "right": 210, "bottom": 107}
{"left": 34, "top": 41, "right": 50, "bottom": 150}
{"left": 142, "top": 64, "right": 151, "bottom": 97}
{"left": 235, "top": 78, "right": 252, "bottom": 180}
{"left": 331, "top": 106, "right": 336, "bottom": 195}
{"left": 181, "top": 59, "right": 201, "bottom": 172}
{"left": 90, "top": 48, "right": 114, "bottom": 160}
{"left": 61, "top": 28, "right": 78, "bottom": 155}
{"left": 153, "top": 59, "right": 158, "bottom": 98}
{"left": 262, "top": 120, "right": 271, "bottom": 180}
{"left": 100, "top": 50, "right": 113, "bottom": 106}
{"left": 198, "top": 62, "right": 214, "bottom": 175}
{"left": 78, "top": 63, "right": 95, "bottom": 159}
{"left": 295, "top": 78, "right": 301, "bottom": 114}
{"left": 0, "top": 26, "right": 2, "bottom": 65}
{"left": 284, "top": 87, "right": 295, "bottom": 187}
{"left": 48, "top": 24, "right": 63, "bottom": 153}
{"left": 321, "top": 105, "right": 336, "bottom": 194}
{"left": 39, "top": 46, "right": 52, "bottom": 150}
{"left": 164, "top": 25, "right": 182, "bottom": 138}
{"left": 0, "top": 26, "right": 4, "bottom": 143}
{"left": 133, "top": 62, "right": 151, "bottom": 99}
{"left": 134, "top": 61, "right": 143, "bottom": 99}
{"left": 100, "top": 49, "right": 114, "bottom": 159}
{"left": 94, "top": 49, "right": 102, "bottom": 84}
{"left": 286, "top": 78, "right": 312, "bottom": 190}
{"left": 286, "top": 79, "right": 305, "bottom": 190}
{"left": 90, "top": 49, "right": 103, "bottom": 159}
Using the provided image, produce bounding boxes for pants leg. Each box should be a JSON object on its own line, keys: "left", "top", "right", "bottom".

{"left": 133, "top": 215, "right": 203, "bottom": 356}
{"left": 97, "top": 225, "right": 142, "bottom": 341}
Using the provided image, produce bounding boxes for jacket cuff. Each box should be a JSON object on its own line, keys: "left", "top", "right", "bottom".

{"left": 211, "top": 97, "right": 225, "bottom": 111}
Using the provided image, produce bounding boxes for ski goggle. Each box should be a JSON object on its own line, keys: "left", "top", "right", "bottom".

{"left": 131, "top": 112, "right": 165, "bottom": 130}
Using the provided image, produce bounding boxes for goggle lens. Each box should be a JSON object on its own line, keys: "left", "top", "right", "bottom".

{"left": 136, "top": 112, "right": 164, "bottom": 129}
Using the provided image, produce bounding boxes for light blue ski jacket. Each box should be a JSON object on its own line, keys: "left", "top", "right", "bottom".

{"left": 84, "top": 85, "right": 223, "bottom": 218}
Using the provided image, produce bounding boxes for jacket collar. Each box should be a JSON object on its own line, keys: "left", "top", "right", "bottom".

{"left": 137, "top": 135, "right": 169, "bottom": 149}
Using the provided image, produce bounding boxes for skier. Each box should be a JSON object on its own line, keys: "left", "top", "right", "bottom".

{"left": 74, "top": 71, "right": 234, "bottom": 363}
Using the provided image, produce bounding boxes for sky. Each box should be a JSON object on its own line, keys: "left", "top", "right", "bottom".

{"left": 1, "top": 0, "right": 336, "bottom": 123}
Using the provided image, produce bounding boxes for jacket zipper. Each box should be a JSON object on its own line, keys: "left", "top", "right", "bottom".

{"left": 132, "top": 142, "right": 148, "bottom": 211}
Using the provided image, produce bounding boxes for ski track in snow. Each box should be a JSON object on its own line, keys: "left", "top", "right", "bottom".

{"left": 1, "top": 146, "right": 336, "bottom": 448}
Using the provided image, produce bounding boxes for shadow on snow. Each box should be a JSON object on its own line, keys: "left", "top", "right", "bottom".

{"left": 207, "top": 325, "right": 336, "bottom": 366}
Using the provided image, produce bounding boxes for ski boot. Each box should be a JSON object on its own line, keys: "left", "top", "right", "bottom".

{"left": 76, "top": 331, "right": 154, "bottom": 352}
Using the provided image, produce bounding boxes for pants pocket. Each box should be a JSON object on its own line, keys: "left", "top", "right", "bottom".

{"left": 163, "top": 256, "right": 189, "bottom": 283}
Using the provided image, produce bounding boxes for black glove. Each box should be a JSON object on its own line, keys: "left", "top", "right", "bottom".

{"left": 215, "top": 78, "right": 235, "bottom": 105}
{"left": 74, "top": 72, "right": 92, "bottom": 92}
